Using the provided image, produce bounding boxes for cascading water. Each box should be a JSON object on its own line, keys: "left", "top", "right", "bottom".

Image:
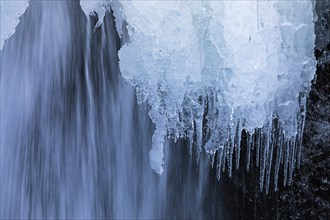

{"left": 0, "top": 1, "right": 212, "bottom": 219}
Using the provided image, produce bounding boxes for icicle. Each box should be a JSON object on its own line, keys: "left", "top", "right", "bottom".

{"left": 259, "top": 124, "right": 270, "bottom": 192}
{"left": 297, "top": 93, "right": 307, "bottom": 169}
{"left": 227, "top": 121, "right": 235, "bottom": 178}
{"left": 265, "top": 121, "right": 275, "bottom": 194}
{"left": 265, "top": 142, "right": 274, "bottom": 195}
{"left": 216, "top": 147, "right": 223, "bottom": 180}
{"left": 193, "top": 96, "right": 204, "bottom": 158}
{"left": 235, "top": 120, "right": 242, "bottom": 170}
{"left": 288, "top": 138, "right": 296, "bottom": 186}
{"left": 283, "top": 139, "right": 289, "bottom": 187}
{"left": 182, "top": 95, "right": 195, "bottom": 156}
{"left": 222, "top": 143, "right": 227, "bottom": 173}
{"left": 296, "top": 131, "right": 303, "bottom": 169}
{"left": 209, "top": 152, "right": 216, "bottom": 169}
{"left": 246, "top": 132, "right": 252, "bottom": 172}
{"left": 251, "top": 131, "right": 255, "bottom": 152}
{"left": 255, "top": 129, "right": 261, "bottom": 168}
{"left": 149, "top": 114, "right": 166, "bottom": 174}
{"left": 274, "top": 132, "right": 284, "bottom": 191}
{"left": 188, "top": 133, "right": 194, "bottom": 157}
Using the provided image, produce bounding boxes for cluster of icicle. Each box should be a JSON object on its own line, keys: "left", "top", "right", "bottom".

{"left": 81, "top": 0, "right": 316, "bottom": 193}
{"left": 1, "top": 0, "right": 316, "bottom": 193}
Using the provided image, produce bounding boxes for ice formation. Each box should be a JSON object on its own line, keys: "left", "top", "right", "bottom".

{"left": 84, "top": 0, "right": 316, "bottom": 191}
{"left": 0, "top": 0, "right": 29, "bottom": 50}
{"left": 80, "top": 0, "right": 112, "bottom": 29}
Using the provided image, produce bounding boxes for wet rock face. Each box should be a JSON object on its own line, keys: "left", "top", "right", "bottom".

{"left": 217, "top": 0, "right": 329, "bottom": 219}
{"left": 283, "top": 0, "right": 330, "bottom": 217}
{"left": 277, "top": 0, "right": 330, "bottom": 218}
{"left": 278, "top": 63, "right": 330, "bottom": 218}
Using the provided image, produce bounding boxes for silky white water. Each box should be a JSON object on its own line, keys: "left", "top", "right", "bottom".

{"left": 0, "top": 1, "right": 213, "bottom": 218}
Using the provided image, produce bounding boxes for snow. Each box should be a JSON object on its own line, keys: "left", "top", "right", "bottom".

{"left": 0, "top": 0, "right": 29, "bottom": 50}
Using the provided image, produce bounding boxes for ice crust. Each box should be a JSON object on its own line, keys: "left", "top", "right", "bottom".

{"left": 80, "top": 0, "right": 112, "bottom": 28}
{"left": 84, "top": 0, "right": 316, "bottom": 191}
{"left": 0, "top": 0, "right": 29, "bottom": 50}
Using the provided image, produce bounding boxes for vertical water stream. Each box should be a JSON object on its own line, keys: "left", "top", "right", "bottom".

{"left": 0, "top": 1, "right": 212, "bottom": 219}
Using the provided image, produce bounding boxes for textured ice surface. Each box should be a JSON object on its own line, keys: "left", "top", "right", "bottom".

{"left": 82, "top": 0, "right": 316, "bottom": 190}
{"left": 80, "top": 0, "right": 112, "bottom": 28}
{"left": 0, "top": 0, "right": 29, "bottom": 50}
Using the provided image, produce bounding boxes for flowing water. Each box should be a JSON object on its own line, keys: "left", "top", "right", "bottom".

{"left": 0, "top": 1, "right": 213, "bottom": 219}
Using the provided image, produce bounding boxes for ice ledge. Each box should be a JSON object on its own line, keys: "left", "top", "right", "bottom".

{"left": 0, "top": 0, "right": 29, "bottom": 50}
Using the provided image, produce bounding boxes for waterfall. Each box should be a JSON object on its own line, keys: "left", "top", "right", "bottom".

{"left": 0, "top": 1, "right": 213, "bottom": 218}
